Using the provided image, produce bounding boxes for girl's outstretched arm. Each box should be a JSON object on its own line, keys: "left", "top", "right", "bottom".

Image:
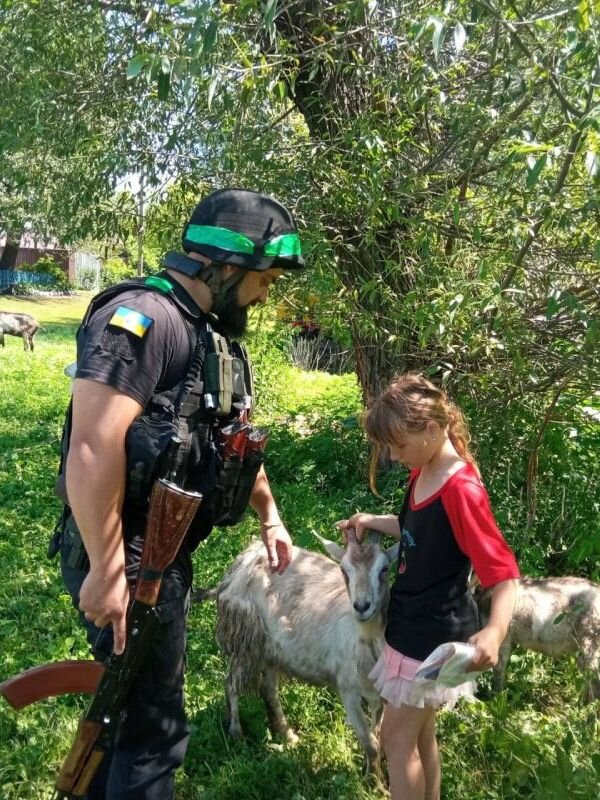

{"left": 468, "top": 578, "right": 517, "bottom": 670}
{"left": 337, "top": 513, "right": 401, "bottom": 542}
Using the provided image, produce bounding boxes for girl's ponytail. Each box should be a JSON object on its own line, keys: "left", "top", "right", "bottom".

{"left": 446, "top": 403, "right": 477, "bottom": 468}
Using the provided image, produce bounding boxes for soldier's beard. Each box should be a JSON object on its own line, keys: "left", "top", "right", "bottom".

{"left": 211, "top": 283, "right": 248, "bottom": 338}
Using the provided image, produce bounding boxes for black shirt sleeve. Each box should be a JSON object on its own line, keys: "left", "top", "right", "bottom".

{"left": 75, "top": 289, "right": 188, "bottom": 407}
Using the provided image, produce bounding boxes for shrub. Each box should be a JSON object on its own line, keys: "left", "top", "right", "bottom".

{"left": 100, "top": 256, "right": 136, "bottom": 289}
{"left": 76, "top": 266, "right": 100, "bottom": 290}
{"left": 29, "top": 255, "right": 66, "bottom": 285}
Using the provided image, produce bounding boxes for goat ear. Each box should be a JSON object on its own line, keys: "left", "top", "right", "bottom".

{"left": 311, "top": 530, "right": 346, "bottom": 563}
{"left": 385, "top": 542, "right": 401, "bottom": 564}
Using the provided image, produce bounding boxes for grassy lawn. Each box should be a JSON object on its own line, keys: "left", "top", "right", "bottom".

{"left": 0, "top": 295, "right": 598, "bottom": 799}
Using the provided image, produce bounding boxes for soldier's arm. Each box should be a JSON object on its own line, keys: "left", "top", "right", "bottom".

{"left": 249, "top": 465, "right": 293, "bottom": 574}
{"left": 66, "top": 378, "right": 143, "bottom": 654}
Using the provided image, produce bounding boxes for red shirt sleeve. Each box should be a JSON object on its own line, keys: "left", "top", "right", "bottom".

{"left": 441, "top": 471, "right": 520, "bottom": 588}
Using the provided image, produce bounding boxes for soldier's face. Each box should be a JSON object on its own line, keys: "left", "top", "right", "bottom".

{"left": 236, "top": 268, "right": 283, "bottom": 307}
{"left": 213, "top": 267, "right": 282, "bottom": 338}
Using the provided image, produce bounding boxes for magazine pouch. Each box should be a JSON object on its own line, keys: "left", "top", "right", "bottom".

{"left": 198, "top": 423, "right": 268, "bottom": 527}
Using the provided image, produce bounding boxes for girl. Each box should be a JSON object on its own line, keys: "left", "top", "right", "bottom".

{"left": 337, "top": 374, "right": 519, "bottom": 800}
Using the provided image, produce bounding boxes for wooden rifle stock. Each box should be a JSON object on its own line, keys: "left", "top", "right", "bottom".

{"left": 54, "top": 477, "right": 202, "bottom": 798}
{"left": 0, "top": 661, "right": 104, "bottom": 710}
{"left": 134, "top": 479, "right": 202, "bottom": 605}
{"left": 0, "top": 477, "right": 201, "bottom": 799}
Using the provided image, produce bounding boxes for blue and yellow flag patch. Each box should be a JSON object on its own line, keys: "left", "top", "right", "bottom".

{"left": 108, "top": 306, "right": 153, "bottom": 338}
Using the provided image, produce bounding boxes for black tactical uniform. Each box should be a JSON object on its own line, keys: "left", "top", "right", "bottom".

{"left": 53, "top": 188, "right": 305, "bottom": 799}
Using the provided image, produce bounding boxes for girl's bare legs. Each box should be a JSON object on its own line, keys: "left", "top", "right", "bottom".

{"left": 418, "top": 708, "right": 440, "bottom": 800}
{"left": 380, "top": 703, "right": 440, "bottom": 800}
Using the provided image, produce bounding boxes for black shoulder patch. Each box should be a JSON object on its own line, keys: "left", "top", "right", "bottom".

{"left": 100, "top": 327, "right": 141, "bottom": 361}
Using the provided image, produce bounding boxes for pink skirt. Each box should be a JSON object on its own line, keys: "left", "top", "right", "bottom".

{"left": 369, "top": 643, "right": 477, "bottom": 709}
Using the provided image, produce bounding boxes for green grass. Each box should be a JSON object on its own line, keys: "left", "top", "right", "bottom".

{"left": 1, "top": 295, "right": 599, "bottom": 799}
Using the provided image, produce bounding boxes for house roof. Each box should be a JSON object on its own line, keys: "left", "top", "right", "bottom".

{"left": 0, "top": 233, "right": 65, "bottom": 249}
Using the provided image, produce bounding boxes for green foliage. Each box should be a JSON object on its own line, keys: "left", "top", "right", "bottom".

{"left": 100, "top": 256, "right": 137, "bottom": 289}
{"left": 30, "top": 256, "right": 71, "bottom": 290}
{"left": 29, "top": 256, "right": 65, "bottom": 285}
{"left": 0, "top": 295, "right": 599, "bottom": 799}
{"left": 143, "top": 180, "right": 205, "bottom": 258}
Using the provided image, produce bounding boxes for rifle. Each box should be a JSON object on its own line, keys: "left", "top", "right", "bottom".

{"left": 1, "top": 459, "right": 202, "bottom": 798}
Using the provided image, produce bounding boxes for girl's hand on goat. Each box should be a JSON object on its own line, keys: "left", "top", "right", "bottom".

{"left": 336, "top": 513, "right": 375, "bottom": 543}
{"left": 467, "top": 625, "right": 504, "bottom": 671}
{"left": 261, "top": 522, "right": 293, "bottom": 574}
{"left": 468, "top": 578, "right": 516, "bottom": 670}
{"left": 336, "top": 514, "right": 402, "bottom": 542}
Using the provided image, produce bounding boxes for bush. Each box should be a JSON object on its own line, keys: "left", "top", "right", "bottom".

{"left": 0, "top": 282, "right": 77, "bottom": 296}
{"left": 29, "top": 255, "right": 66, "bottom": 285}
{"left": 76, "top": 266, "right": 100, "bottom": 290}
{"left": 100, "top": 256, "right": 136, "bottom": 289}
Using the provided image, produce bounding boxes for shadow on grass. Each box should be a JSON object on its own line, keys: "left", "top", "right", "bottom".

{"left": 266, "top": 421, "right": 366, "bottom": 491}
{"left": 183, "top": 695, "right": 381, "bottom": 800}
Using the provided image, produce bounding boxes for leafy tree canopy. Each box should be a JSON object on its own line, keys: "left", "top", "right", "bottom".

{"left": 2, "top": 0, "right": 599, "bottom": 540}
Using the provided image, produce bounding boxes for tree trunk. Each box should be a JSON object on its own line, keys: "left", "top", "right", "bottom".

{"left": 0, "top": 232, "right": 21, "bottom": 270}
{"left": 351, "top": 326, "right": 391, "bottom": 405}
{"left": 272, "top": 4, "right": 420, "bottom": 403}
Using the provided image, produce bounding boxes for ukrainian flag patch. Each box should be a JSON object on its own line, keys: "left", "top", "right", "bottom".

{"left": 108, "top": 306, "right": 153, "bottom": 338}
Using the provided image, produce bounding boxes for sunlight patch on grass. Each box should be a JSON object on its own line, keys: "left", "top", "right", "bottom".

{"left": 0, "top": 293, "right": 92, "bottom": 326}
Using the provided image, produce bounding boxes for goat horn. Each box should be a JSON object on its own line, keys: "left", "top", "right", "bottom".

{"left": 311, "top": 529, "right": 346, "bottom": 563}
{"left": 346, "top": 527, "right": 358, "bottom": 545}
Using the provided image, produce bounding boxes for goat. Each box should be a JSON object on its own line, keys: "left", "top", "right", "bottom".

{"left": 476, "top": 576, "right": 600, "bottom": 701}
{"left": 196, "top": 530, "right": 399, "bottom": 768}
{"left": 0, "top": 312, "right": 40, "bottom": 351}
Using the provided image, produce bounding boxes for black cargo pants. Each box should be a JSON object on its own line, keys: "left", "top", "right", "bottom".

{"left": 60, "top": 514, "right": 192, "bottom": 800}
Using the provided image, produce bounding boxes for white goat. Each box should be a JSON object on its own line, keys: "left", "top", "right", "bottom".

{"left": 198, "top": 531, "right": 398, "bottom": 767}
{"left": 476, "top": 576, "right": 600, "bottom": 701}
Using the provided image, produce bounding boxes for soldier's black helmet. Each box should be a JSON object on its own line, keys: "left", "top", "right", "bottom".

{"left": 179, "top": 188, "right": 304, "bottom": 274}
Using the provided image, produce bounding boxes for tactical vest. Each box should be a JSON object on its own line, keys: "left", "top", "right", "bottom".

{"left": 55, "top": 274, "right": 265, "bottom": 551}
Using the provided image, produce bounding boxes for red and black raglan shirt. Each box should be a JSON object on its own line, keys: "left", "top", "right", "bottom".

{"left": 386, "top": 463, "right": 520, "bottom": 661}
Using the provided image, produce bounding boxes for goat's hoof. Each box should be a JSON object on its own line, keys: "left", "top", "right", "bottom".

{"left": 364, "top": 757, "right": 387, "bottom": 790}
{"left": 227, "top": 724, "right": 244, "bottom": 738}
{"left": 362, "top": 744, "right": 382, "bottom": 778}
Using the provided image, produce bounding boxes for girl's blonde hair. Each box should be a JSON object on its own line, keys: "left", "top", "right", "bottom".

{"left": 364, "top": 373, "right": 476, "bottom": 488}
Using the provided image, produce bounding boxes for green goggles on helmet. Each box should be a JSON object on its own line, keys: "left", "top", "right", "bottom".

{"left": 185, "top": 225, "right": 302, "bottom": 259}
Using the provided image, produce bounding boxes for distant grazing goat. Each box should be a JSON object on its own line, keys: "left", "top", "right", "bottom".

{"left": 0, "top": 312, "right": 40, "bottom": 351}
{"left": 195, "top": 531, "right": 399, "bottom": 768}
{"left": 476, "top": 576, "right": 600, "bottom": 701}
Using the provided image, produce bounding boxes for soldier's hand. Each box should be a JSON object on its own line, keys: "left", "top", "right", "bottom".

{"left": 260, "top": 522, "right": 293, "bottom": 574}
{"left": 79, "top": 566, "right": 129, "bottom": 655}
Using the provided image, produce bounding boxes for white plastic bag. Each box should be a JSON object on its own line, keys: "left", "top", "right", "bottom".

{"left": 413, "top": 642, "right": 482, "bottom": 689}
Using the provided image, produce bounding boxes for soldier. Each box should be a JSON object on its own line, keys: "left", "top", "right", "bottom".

{"left": 51, "top": 188, "right": 304, "bottom": 799}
